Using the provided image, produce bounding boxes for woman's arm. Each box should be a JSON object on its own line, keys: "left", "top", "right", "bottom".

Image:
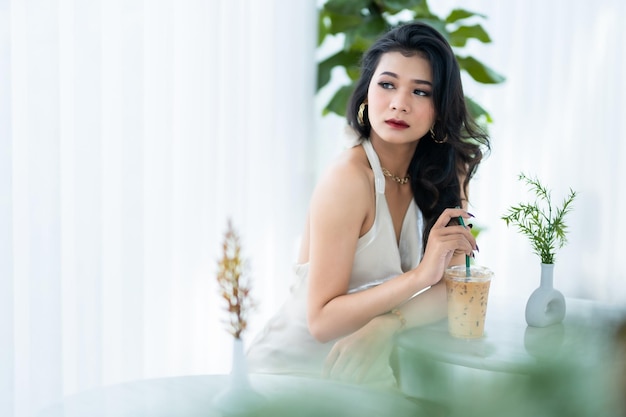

{"left": 306, "top": 157, "right": 475, "bottom": 343}
{"left": 322, "top": 282, "right": 447, "bottom": 383}
{"left": 305, "top": 156, "right": 397, "bottom": 343}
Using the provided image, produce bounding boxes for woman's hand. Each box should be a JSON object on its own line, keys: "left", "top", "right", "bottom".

{"left": 419, "top": 207, "right": 476, "bottom": 287}
{"left": 322, "top": 314, "right": 398, "bottom": 384}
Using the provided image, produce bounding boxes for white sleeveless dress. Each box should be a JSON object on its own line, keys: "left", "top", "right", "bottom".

{"left": 246, "top": 139, "right": 424, "bottom": 387}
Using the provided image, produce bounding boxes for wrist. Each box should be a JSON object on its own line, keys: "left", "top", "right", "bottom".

{"left": 372, "top": 309, "right": 406, "bottom": 335}
{"left": 369, "top": 313, "right": 398, "bottom": 336}
{"left": 411, "top": 262, "right": 442, "bottom": 293}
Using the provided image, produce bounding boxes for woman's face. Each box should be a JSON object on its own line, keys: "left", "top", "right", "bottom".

{"left": 366, "top": 51, "right": 436, "bottom": 145}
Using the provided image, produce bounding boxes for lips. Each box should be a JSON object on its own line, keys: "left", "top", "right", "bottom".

{"left": 385, "top": 119, "right": 409, "bottom": 129}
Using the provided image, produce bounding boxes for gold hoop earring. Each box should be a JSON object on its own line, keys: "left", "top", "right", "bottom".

{"left": 357, "top": 102, "right": 367, "bottom": 126}
{"left": 430, "top": 126, "right": 447, "bottom": 144}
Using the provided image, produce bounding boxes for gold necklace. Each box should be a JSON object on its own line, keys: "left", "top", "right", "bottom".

{"left": 381, "top": 167, "right": 410, "bottom": 185}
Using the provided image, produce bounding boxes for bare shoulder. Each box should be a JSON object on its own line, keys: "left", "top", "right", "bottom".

{"left": 310, "top": 145, "right": 373, "bottom": 222}
{"left": 314, "top": 145, "right": 371, "bottom": 201}
{"left": 298, "top": 145, "right": 373, "bottom": 263}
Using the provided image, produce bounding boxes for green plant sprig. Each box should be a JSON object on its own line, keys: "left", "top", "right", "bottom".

{"left": 501, "top": 173, "right": 577, "bottom": 265}
{"left": 216, "top": 219, "right": 255, "bottom": 339}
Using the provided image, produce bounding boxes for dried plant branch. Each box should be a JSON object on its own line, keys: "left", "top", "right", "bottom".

{"left": 216, "top": 219, "right": 255, "bottom": 339}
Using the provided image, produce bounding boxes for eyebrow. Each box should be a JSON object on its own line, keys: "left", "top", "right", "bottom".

{"left": 379, "top": 71, "right": 432, "bottom": 86}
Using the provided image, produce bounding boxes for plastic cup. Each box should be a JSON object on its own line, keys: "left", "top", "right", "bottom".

{"left": 444, "top": 265, "right": 493, "bottom": 339}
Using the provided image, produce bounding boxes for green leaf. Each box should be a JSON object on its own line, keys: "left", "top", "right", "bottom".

{"left": 413, "top": 17, "right": 450, "bottom": 41}
{"left": 408, "top": 1, "right": 433, "bottom": 17}
{"left": 324, "top": 83, "right": 355, "bottom": 116}
{"left": 317, "top": 53, "right": 338, "bottom": 92}
{"left": 456, "top": 56, "right": 505, "bottom": 84}
{"left": 344, "top": 32, "right": 373, "bottom": 54}
{"left": 318, "top": 11, "right": 329, "bottom": 46}
{"left": 346, "top": 65, "right": 361, "bottom": 80}
{"left": 343, "top": 15, "right": 388, "bottom": 52}
{"left": 446, "top": 8, "right": 486, "bottom": 23}
{"left": 449, "top": 24, "right": 491, "bottom": 47}
{"left": 324, "top": 0, "right": 372, "bottom": 16}
{"left": 470, "top": 223, "right": 485, "bottom": 239}
{"left": 325, "top": 10, "right": 366, "bottom": 35}
{"left": 317, "top": 50, "right": 362, "bottom": 91}
{"left": 465, "top": 96, "right": 492, "bottom": 123}
{"left": 378, "top": 0, "right": 427, "bottom": 14}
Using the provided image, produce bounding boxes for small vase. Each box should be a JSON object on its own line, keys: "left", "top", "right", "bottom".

{"left": 213, "top": 338, "right": 265, "bottom": 415}
{"left": 525, "top": 263, "right": 566, "bottom": 327}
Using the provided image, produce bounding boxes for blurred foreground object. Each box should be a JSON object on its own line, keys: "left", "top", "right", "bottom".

{"left": 216, "top": 218, "right": 255, "bottom": 340}
{"left": 214, "top": 219, "right": 264, "bottom": 415}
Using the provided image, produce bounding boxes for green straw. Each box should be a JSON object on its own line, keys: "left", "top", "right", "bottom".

{"left": 457, "top": 211, "right": 471, "bottom": 277}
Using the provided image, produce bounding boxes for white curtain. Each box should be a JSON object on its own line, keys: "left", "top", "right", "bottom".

{"left": 0, "top": 1, "right": 316, "bottom": 416}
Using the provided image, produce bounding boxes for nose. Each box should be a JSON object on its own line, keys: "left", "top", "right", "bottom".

{"left": 390, "top": 93, "right": 410, "bottom": 113}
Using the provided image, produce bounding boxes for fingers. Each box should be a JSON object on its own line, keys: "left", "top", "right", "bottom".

{"left": 433, "top": 207, "right": 474, "bottom": 230}
{"left": 324, "top": 345, "right": 360, "bottom": 382}
{"left": 324, "top": 349, "right": 382, "bottom": 384}
{"left": 436, "top": 234, "right": 475, "bottom": 258}
{"left": 431, "top": 223, "right": 476, "bottom": 251}
{"left": 324, "top": 338, "right": 376, "bottom": 383}
{"left": 434, "top": 208, "right": 477, "bottom": 250}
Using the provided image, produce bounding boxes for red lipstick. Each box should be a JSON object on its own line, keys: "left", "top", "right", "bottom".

{"left": 385, "top": 119, "right": 409, "bottom": 129}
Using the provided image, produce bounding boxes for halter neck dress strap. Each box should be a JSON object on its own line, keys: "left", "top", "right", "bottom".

{"left": 361, "top": 139, "right": 385, "bottom": 195}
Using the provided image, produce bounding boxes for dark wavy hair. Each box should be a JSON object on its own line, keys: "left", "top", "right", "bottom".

{"left": 346, "top": 21, "right": 490, "bottom": 250}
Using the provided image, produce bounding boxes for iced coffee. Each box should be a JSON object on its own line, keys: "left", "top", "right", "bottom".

{"left": 444, "top": 265, "right": 493, "bottom": 339}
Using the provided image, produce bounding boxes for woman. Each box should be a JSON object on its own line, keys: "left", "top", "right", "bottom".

{"left": 246, "top": 21, "right": 488, "bottom": 388}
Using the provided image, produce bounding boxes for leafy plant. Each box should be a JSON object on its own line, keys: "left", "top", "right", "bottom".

{"left": 216, "top": 219, "right": 255, "bottom": 339}
{"left": 501, "top": 173, "right": 577, "bottom": 265}
{"left": 317, "top": 0, "right": 505, "bottom": 123}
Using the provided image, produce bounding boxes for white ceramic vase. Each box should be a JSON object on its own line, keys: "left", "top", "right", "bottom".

{"left": 525, "top": 263, "right": 566, "bottom": 327}
{"left": 213, "top": 338, "right": 265, "bottom": 415}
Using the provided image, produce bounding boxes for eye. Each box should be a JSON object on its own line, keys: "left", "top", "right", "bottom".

{"left": 414, "top": 89, "right": 431, "bottom": 97}
{"left": 378, "top": 82, "right": 394, "bottom": 90}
